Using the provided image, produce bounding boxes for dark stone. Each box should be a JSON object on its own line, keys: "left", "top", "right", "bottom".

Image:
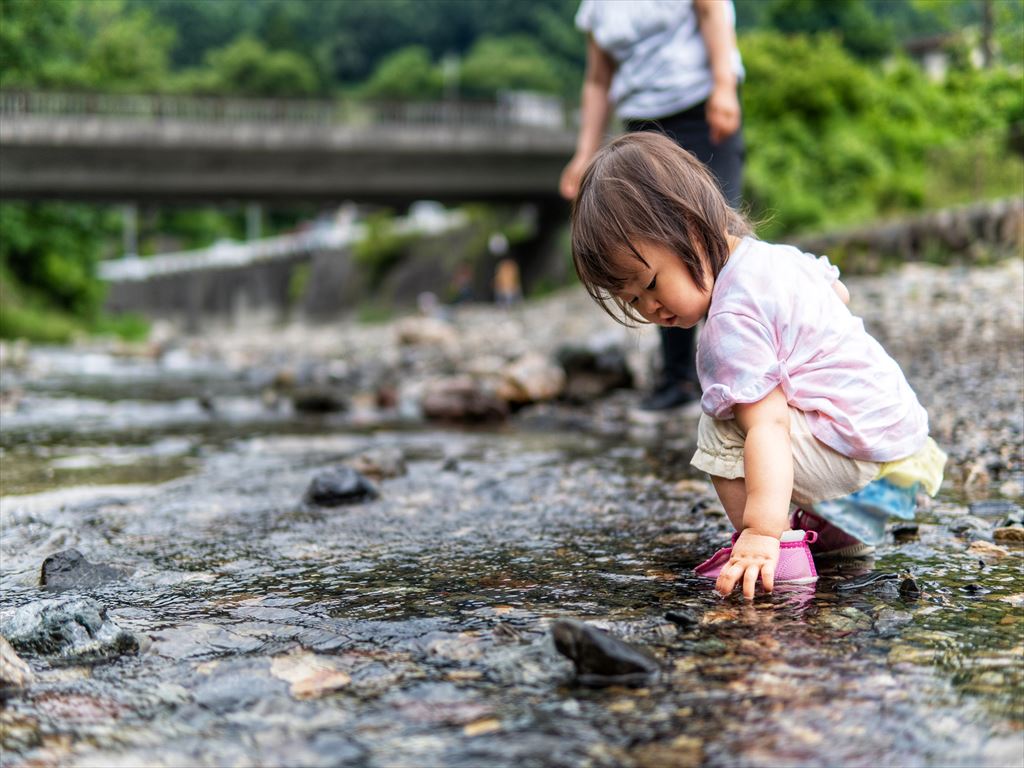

{"left": 0, "top": 597, "right": 139, "bottom": 662}
{"left": 305, "top": 467, "right": 379, "bottom": 507}
{"left": 835, "top": 571, "right": 900, "bottom": 592}
{"left": 292, "top": 386, "right": 348, "bottom": 414}
{"left": 551, "top": 619, "right": 659, "bottom": 687}
{"left": 899, "top": 574, "right": 921, "bottom": 599}
{"left": 40, "top": 549, "right": 125, "bottom": 592}
{"left": 948, "top": 516, "right": 990, "bottom": 538}
{"left": 663, "top": 609, "right": 700, "bottom": 629}
{"left": 555, "top": 342, "right": 634, "bottom": 402}
{"left": 891, "top": 523, "right": 919, "bottom": 542}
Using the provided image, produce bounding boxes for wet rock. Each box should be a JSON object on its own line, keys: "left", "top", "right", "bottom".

{"left": 305, "top": 466, "right": 379, "bottom": 506}
{"left": 192, "top": 659, "right": 286, "bottom": 712}
{"left": 0, "top": 597, "right": 138, "bottom": 662}
{"left": 873, "top": 609, "right": 914, "bottom": 637}
{"left": 556, "top": 339, "right": 634, "bottom": 402}
{"left": 948, "top": 516, "right": 991, "bottom": 538}
{"left": 497, "top": 352, "right": 565, "bottom": 404}
{"left": 992, "top": 526, "right": 1024, "bottom": 544}
{"left": 1, "top": 635, "right": 34, "bottom": 694}
{"left": 551, "top": 619, "right": 659, "bottom": 687}
{"left": 350, "top": 447, "right": 407, "bottom": 480}
{"left": 292, "top": 385, "right": 348, "bottom": 414}
{"left": 395, "top": 316, "right": 458, "bottom": 347}
{"left": 968, "top": 500, "right": 1022, "bottom": 520}
{"left": 891, "top": 522, "right": 920, "bottom": 542}
{"left": 421, "top": 376, "right": 508, "bottom": 423}
{"left": 630, "top": 736, "right": 703, "bottom": 768}
{"left": 663, "top": 609, "right": 700, "bottom": 629}
{"left": 899, "top": 574, "right": 922, "bottom": 599}
{"left": 40, "top": 549, "right": 125, "bottom": 592}
{"left": 968, "top": 540, "right": 1010, "bottom": 560}
{"left": 835, "top": 571, "right": 900, "bottom": 592}
{"left": 270, "top": 652, "right": 352, "bottom": 699}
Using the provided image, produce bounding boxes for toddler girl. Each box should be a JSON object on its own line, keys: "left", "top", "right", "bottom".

{"left": 570, "top": 132, "right": 945, "bottom": 599}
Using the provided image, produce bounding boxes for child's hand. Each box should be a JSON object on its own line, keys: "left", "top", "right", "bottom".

{"left": 715, "top": 529, "right": 780, "bottom": 599}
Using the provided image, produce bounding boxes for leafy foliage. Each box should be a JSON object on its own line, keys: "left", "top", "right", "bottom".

{"left": 360, "top": 46, "right": 444, "bottom": 101}
{"left": 740, "top": 31, "right": 1023, "bottom": 237}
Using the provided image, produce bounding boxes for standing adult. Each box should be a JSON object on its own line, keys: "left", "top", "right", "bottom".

{"left": 561, "top": 0, "right": 745, "bottom": 411}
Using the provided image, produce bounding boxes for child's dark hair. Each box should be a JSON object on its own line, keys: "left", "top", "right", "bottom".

{"left": 571, "top": 131, "right": 752, "bottom": 325}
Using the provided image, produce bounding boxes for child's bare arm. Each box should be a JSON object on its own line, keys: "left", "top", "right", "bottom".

{"left": 833, "top": 279, "right": 850, "bottom": 305}
{"left": 714, "top": 387, "right": 793, "bottom": 598}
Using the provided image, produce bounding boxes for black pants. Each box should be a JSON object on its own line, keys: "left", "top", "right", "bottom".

{"left": 626, "top": 99, "right": 744, "bottom": 387}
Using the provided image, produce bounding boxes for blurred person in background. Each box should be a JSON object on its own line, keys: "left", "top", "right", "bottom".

{"left": 561, "top": 0, "right": 745, "bottom": 412}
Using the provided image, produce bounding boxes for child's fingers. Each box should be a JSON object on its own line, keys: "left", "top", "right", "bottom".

{"left": 760, "top": 562, "right": 775, "bottom": 594}
{"left": 742, "top": 565, "right": 759, "bottom": 600}
{"left": 715, "top": 563, "right": 743, "bottom": 596}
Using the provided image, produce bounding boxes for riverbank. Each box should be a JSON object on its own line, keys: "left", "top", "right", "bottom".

{"left": 1, "top": 258, "right": 1022, "bottom": 767}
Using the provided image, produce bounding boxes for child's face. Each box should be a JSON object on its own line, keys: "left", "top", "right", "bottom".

{"left": 611, "top": 241, "right": 712, "bottom": 328}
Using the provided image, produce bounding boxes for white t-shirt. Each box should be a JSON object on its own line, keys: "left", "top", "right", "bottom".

{"left": 697, "top": 238, "right": 929, "bottom": 463}
{"left": 575, "top": 0, "right": 744, "bottom": 120}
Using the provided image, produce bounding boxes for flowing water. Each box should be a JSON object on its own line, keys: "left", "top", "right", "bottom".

{"left": 1, "top": 345, "right": 1022, "bottom": 768}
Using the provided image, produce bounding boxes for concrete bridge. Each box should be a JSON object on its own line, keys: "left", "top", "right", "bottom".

{"left": 0, "top": 91, "right": 577, "bottom": 204}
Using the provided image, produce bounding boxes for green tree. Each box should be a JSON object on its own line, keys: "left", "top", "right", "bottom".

{"left": 763, "top": 0, "right": 894, "bottom": 59}
{"left": 361, "top": 46, "right": 443, "bottom": 101}
{"left": 78, "top": 2, "right": 176, "bottom": 92}
{"left": 0, "top": 0, "right": 82, "bottom": 89}
{"left": 460, "top": 35, "right": 562, "bottom": 98}
{"left": 183, "top": 35, "right": 319, "bottom": 96}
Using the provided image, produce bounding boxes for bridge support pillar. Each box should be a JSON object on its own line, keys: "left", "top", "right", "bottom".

{"left": 246, "top": 203, "right": 262, "bottom": 241}
{"left": 519, "top": 200, "right": 572, "bottom": 296}
{"left": 121, "top": 203, "right": 138, "bottom": 258}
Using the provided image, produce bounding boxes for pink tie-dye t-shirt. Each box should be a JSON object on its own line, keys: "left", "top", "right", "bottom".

{"left": 697, "top": 237, "right": 928, "bottom": 462}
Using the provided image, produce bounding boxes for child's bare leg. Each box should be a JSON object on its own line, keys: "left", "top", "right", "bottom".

{"left": 710, "top": 475, "right": 747, "bottom": 532}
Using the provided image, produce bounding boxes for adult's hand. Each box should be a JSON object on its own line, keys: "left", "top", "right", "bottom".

{"left": 706, "top": 85, "right": 741, "bottom": 144}
{"left": 559, "top": 153, "right": 591, "bottom": 201}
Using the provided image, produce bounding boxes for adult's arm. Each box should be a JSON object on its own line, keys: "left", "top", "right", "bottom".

{"left": 559, "top": 36, "right": 616, "bottom": 200}
{"left": 694, "top": 0, "right": 741, "bottom": 144}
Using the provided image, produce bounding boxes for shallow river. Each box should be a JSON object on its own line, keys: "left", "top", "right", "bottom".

{"left": 1, "top": 338, "right": 1022, "bottom": 768}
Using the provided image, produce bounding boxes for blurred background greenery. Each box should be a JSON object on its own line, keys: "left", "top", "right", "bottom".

{"left": 0, "top": 0, "right": 1021, "bottom": 342}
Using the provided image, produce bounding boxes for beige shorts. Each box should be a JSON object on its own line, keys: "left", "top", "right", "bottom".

{"left": 690, "top": 408, "right": 879, "bottom": 506}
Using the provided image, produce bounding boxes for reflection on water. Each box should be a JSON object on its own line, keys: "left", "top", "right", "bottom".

{"left": 1, "top": 353, "right": 1021, "bottom": 767}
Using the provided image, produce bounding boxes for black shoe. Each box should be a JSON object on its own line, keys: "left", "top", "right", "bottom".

{"left": 639, "top": 381, "right": 700, "bottom": 412}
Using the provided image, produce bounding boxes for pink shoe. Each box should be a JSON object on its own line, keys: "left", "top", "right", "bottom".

{"left": 791, "top": 508, "right": 875, "bottom": 558}
{"left": 694, "top": 530, "right": 819, "bottom": 584}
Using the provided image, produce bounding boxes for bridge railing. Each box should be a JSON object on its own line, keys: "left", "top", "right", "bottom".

{"left": 0, "top": 90, "right": 576, "bottom": 131}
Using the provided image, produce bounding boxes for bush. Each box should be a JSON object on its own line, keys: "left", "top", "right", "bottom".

{"left": 740, "top": 31, "right": 1024, "bottom": 237}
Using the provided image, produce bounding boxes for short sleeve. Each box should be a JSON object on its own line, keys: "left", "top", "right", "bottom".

{"left": 698, "top": 312, "right": 783, "bottom": 420}
{"left": 575, "top": 0, "right": 596, "bottom": 32}
{"left": 813, "top": 254, "right": 840, "bottom": 284}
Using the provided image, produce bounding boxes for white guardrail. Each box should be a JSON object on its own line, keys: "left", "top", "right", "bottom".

{"left": 98, "top": 207, "right": 468, "bottom": 282}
